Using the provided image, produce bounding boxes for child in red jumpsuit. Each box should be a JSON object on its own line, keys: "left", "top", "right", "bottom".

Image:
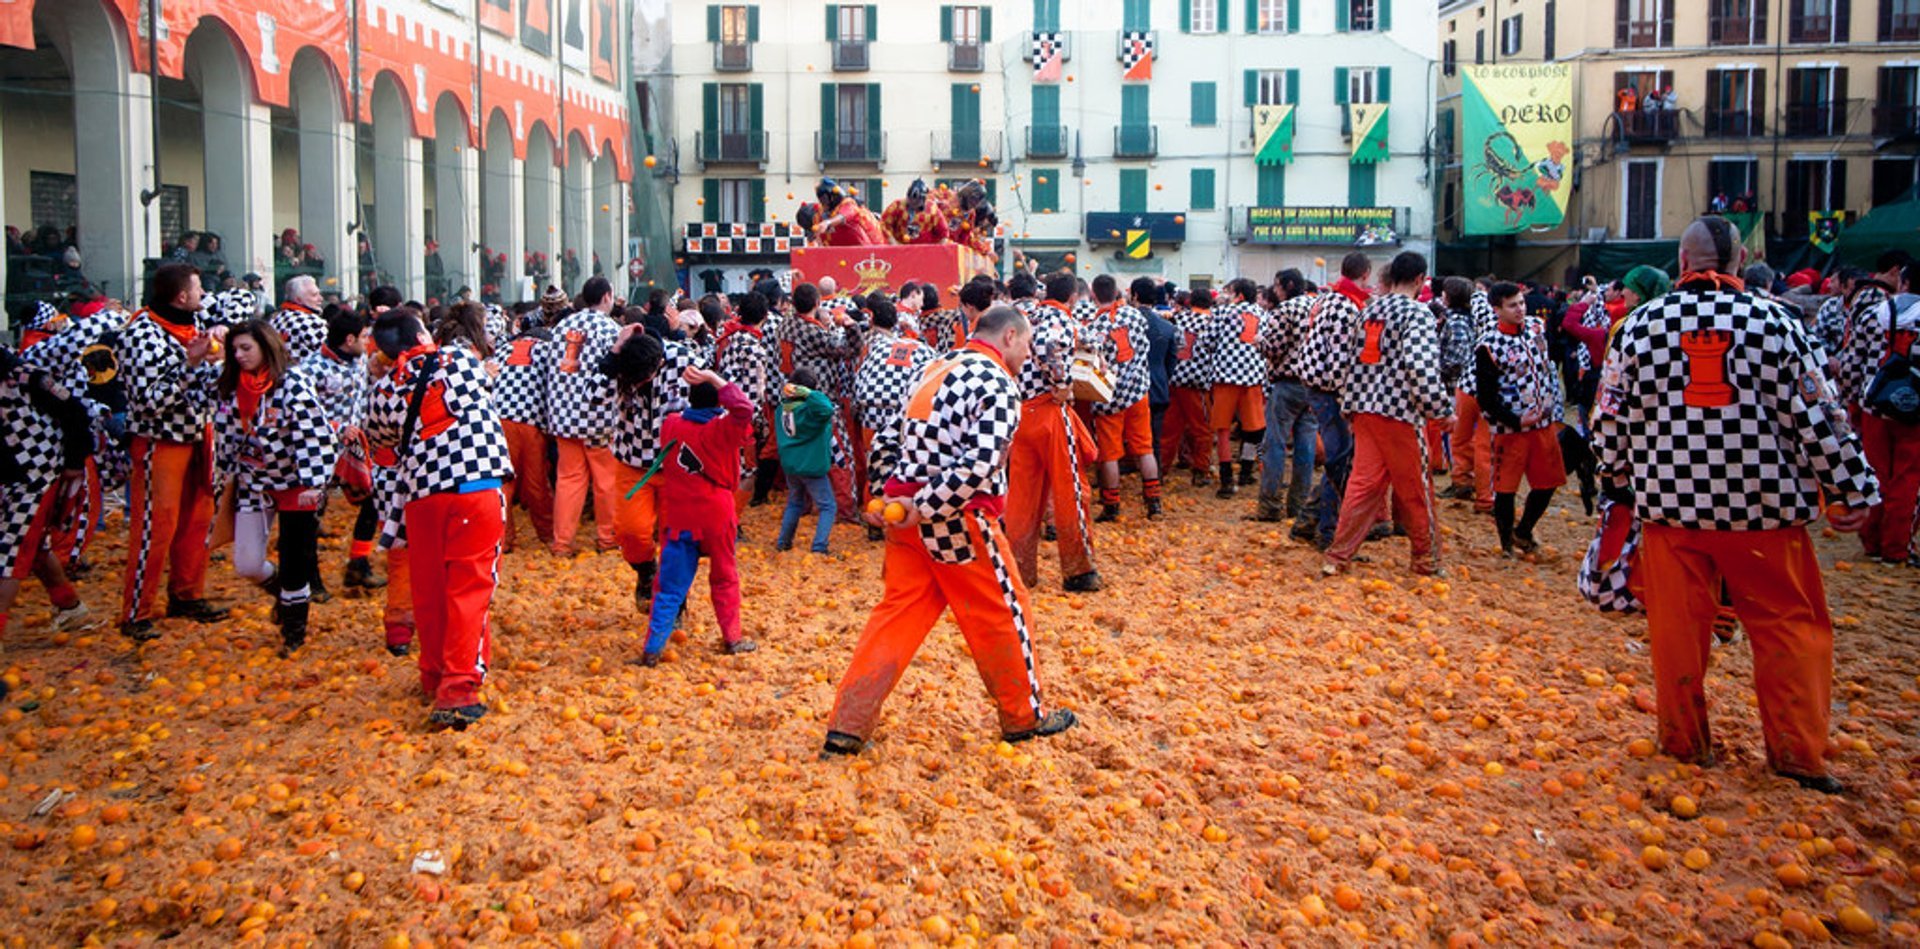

{"left": 638, "top": 367, "right": 757, "bottom": 665}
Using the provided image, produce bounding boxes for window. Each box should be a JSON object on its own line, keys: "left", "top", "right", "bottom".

{"left": 1187, "top": 0, "right": 1220, "bottom": 33}
{"left": 1884, "top": 0, "right": 1920, "bottom": 40}
{"left": 1257, "top": 0, "right": 1288, "bottom": 32}
{"left": 719, "top": 179, "right": 755, "bottom": 223}
{"left": 1124, "top": 0, "right": 1152, "bottom": 31}
{"left": 829, "top": 4, "right": 874, "bottom": 70}
{"left": 1786, "top": 65, "right": 1847, "bottom": 136}
{"left": 1788, "top": 0, "right": 1844, "bottom": 41}
{"left": 839, "top": 85, "right": 870, "bottom": 154}
{"left": 1034, "top": 0, "right": 1061, "bottom": 32}
{"left": 1191, "top": 168, "right": 1217, "bottom": 210}
{"left": 709, "top": 4, "right": 758, "bottom": 70}
{"left": 1118, "top": 86, "right": 1155, "bottom": 156}
{"left": 1614, "top": 70, "right": 1676, "bottom": 139}
{"left": 1191, "top": 81, "right": 1218, "bottom": 126}
{"left": 1257, "top": 165, "right": 1286, "bottom": 206}
{"left": 1706, "top": 68, "right": 1765, "bottom": 136}
{"left": 1876, "top": 65, "right": 1920, "bottom": 137}
{"left": 1347, "top": 67, "right": 1381, "bottom": 104}
{"left": 1709, "top": 0, "right": 1767, "bottom": 45}
{"left": 1500, "top": 14, "right": 1523, "bottom": 55}
{"left": 1784, "top": 158, "right": 1846, "bottom": 235}
{"left": 1474, "top": 30, "right": 1485, "bottom": 63}
{"left": 1120, "top": 169, "right": 1149, "bottom": 211}
{"left": 820, "top": 83, "right": 883, "bottom": 161}
{"left": 941, "top": 6, "right": 989, "bottom": 70}
{"left": 1029, "top": 86, "right": 1066, "bottom": 157}
{"left": 1253, "top": 70, "right": 1296, "bottom": 106}
{"left": 701, "top": 83, "right": 765, "bottom": 162}
{"left": 1443, "top": 39, "right": 1457, "bottom": 76}
{"left": 1347, "top": 0, "right": 1380, "bottom": 31}
{"left": 719, "top": 4, "right": 752, "bottom": 43}
{"left": 1616, "top": 0, "right": 1672, "bottom": 48}
{"left": 1032, "top": 169, "right": 1061, "bottom": 212}
{"left": 1623, "top": 160, "right": 1661, "bottom": 239}
{"left": 1348, "top": 164, "right": 1377, "bottom": 207}
{"left": 1707, "top": 158, "right": 1759, "bottom": 207}
{"left": 1872, "top": 157, "right": 1920, "bottom": 206}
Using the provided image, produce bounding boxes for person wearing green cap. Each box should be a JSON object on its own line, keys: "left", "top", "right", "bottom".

{"left": 1620, "top": 265, "right": 1672, "bottom": 313}
{"left": 1564, "top": 267, "right": 1671, "bottom": 422}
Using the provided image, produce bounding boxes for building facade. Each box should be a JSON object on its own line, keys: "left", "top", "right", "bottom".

{"left": 667, "top": 0, "right": 1437, "bottom": 292}
{"left": 1436, "top": 0, "right": 1920, "bottom": 279}
{"left": 0, "top": 0, "right": 634, "bottom": 312}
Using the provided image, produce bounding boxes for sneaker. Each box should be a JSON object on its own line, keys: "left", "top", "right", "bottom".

{"left": 165, "top": 599, "right": 228, "bottom": 624}
{"left": 726, "top": 639, "right": 759, "bottom": 655}
{"left": 1190, "top": 470, "right": 1211, "bottom": 487}
{"left": 1439, "top": 484, "right": 1475, "bottom": 501}
{"left": 1215, "top": 482, "right": 1237, "bottom": 499}
{"left": 821, "top": 731, "right": 865, "bottom": 757}
{"left": 119, "top": 619, "right": 160, "bottom": 643}
{"left": 50, "top": 603, "right": 99, "bottom": 633}
{"left": 1063, "top": 571, "right": 1104, "bottom": 593}
{"left": 386, "top": 643, "right": 411, "bottom": 658}
{"left": 427, "top": 704, "right": 488, "bottom": 731}
{"left": 1094, "top": 504, "right": 1120, "bottom": 523}
{"left": 1513, "top": 533, "right": 1540, "bottom": 554}
{"left": 1004, "top": 709, "right": 1078, "bottom": 743}
{"left": 630, "top": 652, "right": 662, "bottom": 668}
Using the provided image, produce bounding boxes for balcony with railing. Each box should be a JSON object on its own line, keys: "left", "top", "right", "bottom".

{"left": 948, "top": 41, "right": 984, "bottom": 71}
{"left": 1789, "top": 14, "right": 1834, "bottom": 42}
{"left": 1617, "top": 109, "right": 1678, "bottom": 144}
{"left": 1888, "top": 12, "right": 1920, "bottom": 40}
{"left": 1622, "top": 20, "right": 1662, "bottom": 47}
{"left": 1708, "top": 14, "right": 1758, "bottom": 44}
{"left": 714, "top": 42, "right": 752, "bottom": 71}
{"left": 1704, "top": 108, "right": 1762, "bottom": 137}
{"left": 1784, "top": 101, "right": 1841, "bottom": 136}
{"left": 931, "top": 130, "right": 1003, "bottom": 168}
{"left": 1114, "top": 125, "right": 1158, "bottom": 158}
{"left": 1874, "top": 102, "right": 1920, "bottom": 140}
{"left": 833, "top": 40, "right": 869, "bottom": 71}
{"left": 815, "top": 130, "right": 887, "bottom": 166}
{"left": 1027, "top": 125, "right": 1070, "bottom": 159}
{"left": 695, "top": 129, "right": 769, "bottom": 166}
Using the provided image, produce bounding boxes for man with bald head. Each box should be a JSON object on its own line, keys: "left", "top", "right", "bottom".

{"left": 1592, "top": 214, "right": 1880, "bottom": 794}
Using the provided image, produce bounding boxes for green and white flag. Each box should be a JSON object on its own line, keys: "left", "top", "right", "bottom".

{"left": 1253, "top": 104, "right": 1295, "bottom": 166}
{"left": 1350, "top": 103, "right": 1390, "bottom": 164}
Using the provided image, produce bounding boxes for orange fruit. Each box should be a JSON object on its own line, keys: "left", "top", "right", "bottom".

{"left": 864, "top": 498, "right": 885, "bottom": 515}
{"left": 883, "top": 502, "right": 908, "bottom": 524}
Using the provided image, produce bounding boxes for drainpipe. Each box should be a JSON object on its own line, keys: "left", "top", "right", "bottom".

{"left": 349, "top": 0, "right": 362, "bottom": 245}
{"left": 139, "top": 0, "right": 163, "bottom": 218}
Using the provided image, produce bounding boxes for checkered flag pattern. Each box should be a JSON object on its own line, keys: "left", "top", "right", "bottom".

{"left": 1591, "top": 288, "right": 1881, "bottom": 531}
{"left": 1340, "top": 292, "right": 1451, "bottom": 424}
{"left": 120, "top": 313, "right": 220, "bottom": 444}
{"left": 1119, "top": 31, "right": 1154, "bottom": 77}
{"left": 290, "top": 348, "right": 370, "bottom": 432}
{"left": 1167, "top": 309, "right": 1212, "bottom": 389}
{"left": 683, "top": 222, "right": 805, "bottom": 256}
{"left": 363, "top": 347, "right": 514, "bottom": 536}
{"left": 611, "top": 338, "right": 707, "bottom": 470}
{"left": 1474, "top": 316, "right": 1561, "bottom": 434}
{"left": 867, "top": 350, "right": 1022, "bottom": 563}
{"left": 1201, "top": 301, "right": 1272, "bottom": 388}
{"left": 272, "top": 305, "right": 327, "bottom": 363}
{"left": 1089, "top": 304, "right": 1151, "bottom": 415}
{"left": 537, "top": 310, "right": 622, "bottom": 445}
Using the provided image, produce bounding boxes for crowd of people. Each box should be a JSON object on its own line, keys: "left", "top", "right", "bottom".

{"left": 0, "top": 213, "right": 1912, "bottom": 787}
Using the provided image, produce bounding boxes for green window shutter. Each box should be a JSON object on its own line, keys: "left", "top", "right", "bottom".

{"left": 861, "top": 179, "right": 882, "bottom": 207}
{"left": 866, "top": 5, "right": 877, "bottom": 41}
{"left": 1190, "top": 168, "right": 1216, "bottom": 209}
{"left": 982, "top": 8, "right": 993, "bottom": 41}
{"left": 1125, "top": 0, "right": 1152, "bottom": 31}
{"left": 1033, "top": 169, "right": 1060, "bottom": 212}
{"left": 703, "top": 179, "right": 720, "bottom": 222}
{"left": 1335, "top": 67, "right": 1350, "bottom": 104}
{"left": 952, "top": 83, "right": 981, "bottom": 159}
{"left": 1034, "top": 0, "right": 1058, "bottom": 31}
{"left": 702, "top": 83, "right": 720, "bottom": 140}
{"left": 1336, "top": 0, "right": 1349, "bottom": 32}
{"left": 1034, "top": 84, "right": 1060, "bottom": 129}
{"left": 1120, "top": 169, "right": 1148, "bottom": 211}
{"left": 1348, "top": 164, "right": 1377, "bottom": 207}
{"left": 940, "top": 5, "right": 953, "bottom": 42}
{"left": 826, "top": 4, "right": 838, "bottom": 40}
{"left": 1180, "top": 0, "right": 1193, "bottom": 32}
{"left": 1378, "top": 67, "right": 1391, "bottom": 102}
{"left": 1246, "top": 0, "right": 1258, "bottom": 32}
{"left": 820, "top": 83, "right": 838, "bottom": 158}
{"left": 748, "top": 179, "right": 765, "bottom": 224}
{"left": 1192, "top": 81, "right": 1217, "bottom": 126}
{"left": 748, "top": 84, "right": 764, "bottom": 135}
{"left": 706, "top": 5, "right": 720, "bottom": 42}
{"left": 1286, "top": 69, "right": 1299, "bottom": 104}
{"left": 747, "top": 5, "right": 760, "bottom": 41}
{"left": 1379, "top": 0, "right": 1392, "bottom": 31}
{"left": 1121, "top": 84, "right": 1149, "bottom": 128}
{"left": 1257, "top": 164, "right": 1285, "bottom": 205}
{"left": 867, "top": 83, "right": 883, "bottom": 156}
{"left": 1244, "top": 69, "right": 1257, "bottom": 106}
{"left": 1288, "top": 0, "right": 1300, "bottom": 32}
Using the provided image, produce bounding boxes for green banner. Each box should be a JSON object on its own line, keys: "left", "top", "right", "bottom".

{"left": 1462, "top": 64, "right": 1574, "bottom": 235}
{"left": 1253, "top": 105, "right": 1295, "bottom": 166}
{"left": 1350, "top": 103, "right": 1389, "bottom": 164}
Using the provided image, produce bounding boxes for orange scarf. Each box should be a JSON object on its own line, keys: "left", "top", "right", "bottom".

{"left": 1676, "top": 271, "right": 1745, "bottom": 293}
{"left": 236, "top": 369, "right": 274, "bottom": 432}
{"left": 145, "top": 308, "right": 199, "bottom": 347}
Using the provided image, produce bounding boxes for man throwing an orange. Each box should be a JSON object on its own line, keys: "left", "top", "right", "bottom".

{"left": 822, "top": 305, "right": 1078, "bottom": 755}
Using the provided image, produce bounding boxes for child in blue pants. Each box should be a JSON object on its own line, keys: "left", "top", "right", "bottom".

{"left": 774, "top": 368, "right": 838, "bottom": 554}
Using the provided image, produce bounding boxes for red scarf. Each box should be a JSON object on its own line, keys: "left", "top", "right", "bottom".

{"left": 714, "top": 320, "right": 762, "bottom": 362}
{"left": 1332, "top": 277, "right": 1372, "bottom": 311}
{"left": 1677, "top": 271, "right": 1745, "bottom": 293}
{"left": 236, "top": 369, "right": 274, "bottom": 432}
{"left": 18, "top": 330, "right": 52, "bottom": 351}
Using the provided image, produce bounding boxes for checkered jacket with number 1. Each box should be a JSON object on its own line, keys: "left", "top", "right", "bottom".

{"left": 1340, "top": 292, "right": 1452, "bottom": 424}
{"left": 1087, "top": 301, "right": 1152, "bottom": 415}
{"left": 1166, "top": 307, "right": 1213, "bottom": 390}
{"left": 1200, "top": 299, "right": 1272, "bottom": 388}
{"left": 1592, "top": 285, "right": 1880, "bottom": 531}
{"left": 854, "top": 328, "right": 936, "bottom": 433}
{"left": 538, "top": 308, "right": 622, "bottom": 445}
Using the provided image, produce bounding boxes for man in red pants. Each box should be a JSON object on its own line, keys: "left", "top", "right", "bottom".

{"left": 1006, "top": 272, "right": 1101, "bottom": 592}
{"left": 823, "top": 304, "right": 1077, "bottom": 755}
{"left": 1323, "top": 252, "right": 1452, "bottom": 576}
{"left": 1158, "top": 288, "right": 1215, "bottom": 484}
{"left": 366, "top": 308, "right": 513, "bottom": 731}
{"left": 1836, "top": 255, "right": 1918, "bottom": 565}
{"left": 1594, "top": 215, "right": 1881, "bottom": 793}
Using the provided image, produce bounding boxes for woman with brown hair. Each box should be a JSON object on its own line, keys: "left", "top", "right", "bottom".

{"left": 212, "top": 320, "right": 337, "bottom": 656}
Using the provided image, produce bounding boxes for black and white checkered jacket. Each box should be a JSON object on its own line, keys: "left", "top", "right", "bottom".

{"left": 290, "top": 346, "right": 369, "bottom": 431}
{"left": 538, "top": 309, "right": 622, "bottom": 445}
{"left": 484, "top": 305, "right": 510, "bottom": 351}
{"left": 1261, "top": 294, "right": 1313, "bottom": 383}
{"left": 213, "top": 373, "right": 338, "bottom": 509}
{"left": 921, "top": 308, "right": 973, "bottom": 353}
{"left": 1295, "top": 291, "right": 1365, "bottom": 394}
{"left": 1473, "top": 317, "right": 1561, "bottom": 435}
{"left": 120, "top": 310, "right": 219, "bottom": 444}
{"left": 1088, "top": 302, "right": 1151, "bottom": 414}
{"left": 492, "top": 328, "right": 553, "bottom": 428}
{"left": 777, "top": 311, "right": 856, "bottom": 402}
{"left": 1017, "top": 301, "right": 1081, "bottom": 403}
{"left": 714, "top": 323, "right": 782, "bottom": 437}
{"left": 364, "top": 345, "right": 513, "bottom": 508}
{"left": 0, "top": 363, "right": 81, "bottom": 491}
{"left": 1814, "top": 295, "right": 1847, "bottom": 366}
{"left": 1167, "top": 307, "right": 1212, "bottom": 389}
{"left": 854, "top": 328, "right": 935, "bottom": 432}
{"left": 19, "top": 306, "right": 122, "bottom": 405}
{"left": 1201, "top": 300, "right": 1271, "bottom": 388}
{"left": 1592, "top": 285, "right": 1881, "bottom": 531}
{"left": 1837, "top": 283, "right": 1915, "bottom": 415}
{"left": 1340, "top": 292, "right": 1451, "bottom": 424}
{"left": 1457, "top": 291, "right": 1499, "bottom": 394}
{"left": 868, "top": 343, "right": 1022, "bottom": 564}
{"left": 271, "top": 303, "right": 327, "bottom": 364}
{"left": 610, "top": 338, "right": 706, "bottom": 470}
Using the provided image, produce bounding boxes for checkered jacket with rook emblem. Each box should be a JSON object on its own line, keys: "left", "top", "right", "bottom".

{"left": 1200, "top": 299, "right": 1272, "bottom": 388}
{"left": 1088, "top": 301, "right": 1151, "bottom": 415}
{"left": 491, "top": 328, "right": 554, "bottom": 428}
{"left": 610, "top": 338, "right": 707, "bottom": 470}
{"left": 1340, "top": 292, "right": 1451, "bottom": 424}
{"left": 1166, "top": 307, "right": 1212, "bottom": 389}
{"left": 538, "top": 309, "right": 622, "bottom": 445}
{"left": 1295, "top": 290, "right": 1365, "bottom": 394}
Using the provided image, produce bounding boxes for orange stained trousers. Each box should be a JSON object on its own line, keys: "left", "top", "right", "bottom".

{"left": 501, "top": 419, "right": 554, "bottom": 547}
{"left": 1424, "top": 417, "right": 1451, "bottom": 472}
{"left": 383, "top": 547, "right": 414, "bottom": 649}
{"left": 612, "top": 464, "right": 661, "bottom": 566}
{"left": 1006, "top": 399, "right": 1095, "bottom": 587}
{"left": 120, "top": 436, "right": 216, "bottom": 624}
{"left": 405, "top": 489, "right": 504, "bottom": 710}
{"left": 1858, "top": 412, "right": 1920, "bottom": 563}
{"left": 1325, "top": 413, "right": 1440, "bottom": 573}
{"left": 1448, "top": 390, "right": 1495, "bottom": 511}
{"left": 826, "top": 512, "right": 1045, "bottom": 740}
{"left": 552, "top": 438, "right": 620, "bottom": 555}
{"left": 1640, "top": 523, "right": 1834, "bottom": 777}
{"left": 1157, "top": 386, "right": 1213, "bottom": 473}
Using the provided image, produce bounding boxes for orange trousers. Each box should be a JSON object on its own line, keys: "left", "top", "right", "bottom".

{"left": 1157, "top": 386, "right": 1213, "bottom": 472}
{"left": 613, "top": 464, "right": 661, "bottom": 566}
{"left": 121, "top": 436, "right": 216, "bottom": 624}
{"left": 552, "top": 438, "right": 619, "bottom": 555}
{"left": 1448, "top": 390, "right": 1494, "bottom": 511}
{"left": 383, "top": 547, "right": 415, "bottom": 648}
{"left": 1859, "top": 412, "right": 1920, "bottom": 563}
{"left": 502, "top": 420, "right": 554, "bottom": 547}
{"left": 1640, "top": 523, "right": 1833, "bottom": 777}
{"left": 1424, "top": 418, "right": 1451, "bottom": 472}
{"left": 1006, "top": 399, "right": 1095, "bottom": 586}
{"left": 827, "top": 512, "right": 1045, "bottom": 739}
{"left": 1326, "top": 413, "right": 1439, "bottom": 573}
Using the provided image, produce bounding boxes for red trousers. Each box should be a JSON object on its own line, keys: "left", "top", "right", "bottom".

{"left": 404, "top": 489, "right": 504, "bottom": 709}
{"left": 502, "top": 420, "right": 554, "bottom": 547}
{"left": 1424, "top": 417, "right": 1451, "bottom": 472}
{"left": 1157, "top": 386, "right": 1213, "bottom": 472}
{"left": 1007, "top": 398, "right": 1095, "bottom": 586}
{"left": 1448, "top": 390, "right": 1494, "bottom": 511}
{"left": 552, "top": 438, "right": 619, "bottom": 554}
{"left": 383, "top": 547, "right": 414, "bottom": 649}
{"left": 1326, "top": 413, "right": 1439, "bottom": 573}
{"left": 1859, "top": 412, "right": 1920, "bottom": 562}
{"left": 613, "top": 464, "right": 660, "bottom": 566}
{"left": 1640, "top": 523, "right": 1833, "bottom": 777}
{"left": 121, "top": 436, "right": 216, "bottom": 623}
{"left": 827, "top": 512, "right": 1045, "bottom": 739}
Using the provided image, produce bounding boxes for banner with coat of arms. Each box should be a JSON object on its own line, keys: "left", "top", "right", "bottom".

{"left": 1808, "top": 211, "right": 1845, "bottom": 253}
{"left": 1119, "top": 31, "right": 1154, "bottom": 81}
{"left": 1253, "top": 105, "right": 1295, "bottom": 166}
{"left": 1350, "top": 103, "right": 1389, "bottom": 163}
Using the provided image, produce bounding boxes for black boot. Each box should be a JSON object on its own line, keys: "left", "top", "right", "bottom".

{"left": 1215, "top": 463, "right": 1237, "bottom": 498}
{"left": 278, "top": 600, "right": 310, "bottom": 658}
{"left": 1238, "top": 460, "right": 1258, "bottom": 486}
{"left": 1095, "top": 504, "right": 1121, "bottom": 523}
{"left": 343, "top": 557, "right": 387, "bottom": 591}
{"left": 1144, "top": 496, "right": 1163, "bottom": 520}
{"left": 166, "top": 598, "right": 229, "bottom": 623}
{"left": 631, "top": 560, "right": 656, "bottom": 614}
{"left": 257, "top": 566, "right": 281, "bottom": 599}
{"left": 750, "top": 458, "right": 780, "bottom": 507}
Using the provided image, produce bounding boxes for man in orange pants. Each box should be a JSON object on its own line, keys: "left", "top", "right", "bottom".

{"left": 823, "top": 305, "right": 1077, "bottom": 755}
{"left": 1157, "top": 289, "right": 1215, "bottom": 483}
{"left": 1593, "top": 215, "right": 1881, "bottom": 793}
{"left": 605, "top": 319, "right": 704, "bottom": 612}
{"left": 492, "top": 301, "right": 556, "bottom": 549}
{"left": 1006, "top": 272, "right": 1101, "bottom": 592}
{"left": 541, "top": 277, "right": 624, "bottom": 555}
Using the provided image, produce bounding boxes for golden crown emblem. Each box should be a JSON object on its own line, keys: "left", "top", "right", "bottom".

{"left": 852, "top": 253, "right": 893, "bottom": 294}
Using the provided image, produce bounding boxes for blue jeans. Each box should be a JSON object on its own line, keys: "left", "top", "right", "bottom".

{"left": 1259, "top": 379, "right": 1318, "bottom": 516}
{"left": 776, "top": 473, "right": 836, "bottom": 553}
{"left": 1307, "top": 389, "right": 1353, "bottom": 545}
